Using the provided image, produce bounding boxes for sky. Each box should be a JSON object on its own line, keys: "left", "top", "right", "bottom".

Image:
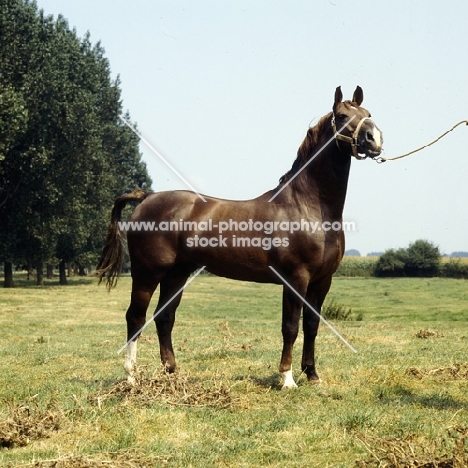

{"left": 37, "top": 0, "right": 468, "bottom": 256}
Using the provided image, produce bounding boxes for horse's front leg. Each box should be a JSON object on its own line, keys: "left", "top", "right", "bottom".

{"left": 301, "top": 277, "right": 332, "bottom": 383}
{"left": 279, "top": 284, "right": 305, "bottom": 390}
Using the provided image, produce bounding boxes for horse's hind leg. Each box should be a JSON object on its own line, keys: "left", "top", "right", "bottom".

{"left": 124, "top": 276, "right": 159, "bottom": 383}
{"left": 154, "top": 272, "right": 191, "bottom": 373}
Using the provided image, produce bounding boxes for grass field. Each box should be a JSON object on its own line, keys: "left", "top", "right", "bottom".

{"left": 1, "top": 274, "right": 467, "bottom": 467}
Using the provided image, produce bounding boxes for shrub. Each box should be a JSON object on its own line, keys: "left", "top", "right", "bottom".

{"left": 374, "top": 240, "right": 441, "bottom": 278}
{"left": 374, "top": 248, "right": 408, "bottom": 277}
{"left": 321, "top": 299, "right": 353, "bottom": 320}
{"left": 405, "top": 239, "right": 440, "bottom": 277}
{"left": 440, "top": 259, "right": 468, "bottom": 279}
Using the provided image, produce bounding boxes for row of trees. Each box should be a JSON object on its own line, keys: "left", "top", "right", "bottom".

{"left": 0, "top": 0, "right": 151, "bottom": 286}
{"left": 337, "top": 240, "right": 468, "bottom": 278}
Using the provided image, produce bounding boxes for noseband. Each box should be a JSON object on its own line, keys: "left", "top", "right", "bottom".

{"left": 331, "top": 115, "right": 374, "bottom": 160}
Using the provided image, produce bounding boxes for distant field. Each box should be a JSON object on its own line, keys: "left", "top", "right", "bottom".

{"left": 1, "top": 275, "right": 467, "bottom": 467}
{"left": 441, "top": 256, "right": 468, "bottom": 263}
{"left": 336, "top": 255, "right": 468, "bottom": 278}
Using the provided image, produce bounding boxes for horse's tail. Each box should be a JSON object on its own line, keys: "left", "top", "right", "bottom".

{"left": 96, "top": 189, "right": 148, "bottom": 289}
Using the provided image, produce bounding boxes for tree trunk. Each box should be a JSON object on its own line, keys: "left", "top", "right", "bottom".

{"left": 77, "top": 262, "right": 86, "bottom": 276}
{"left": 36, "top": 260, "right": 44, "bottom": 286}
{"left": 27, "top": 260, "right": 34, "bottom": 281}
{"left": 46, "top": 264, "right": 54, "bottom": 279}
{"left": 4, "top": 261, "right": 14, "bottom": 288}
{"left": 59, "top": 260, "right": 67, "bottom": 285}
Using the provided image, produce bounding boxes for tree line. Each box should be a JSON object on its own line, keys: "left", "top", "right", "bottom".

{"left": 0, "top": 0, "right": 152, "bottom": 286}
{"left": 337, "top": 240, "right": 468, "bottom": 279}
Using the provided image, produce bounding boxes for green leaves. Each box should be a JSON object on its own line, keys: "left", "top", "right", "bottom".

{"left": 374, "top": 240, "right": 441, "bottom": 277}
{"left": 0, "top": 0, "right": 152, "bottom": 283}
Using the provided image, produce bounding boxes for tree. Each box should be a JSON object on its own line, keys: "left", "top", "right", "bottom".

{"left": 405, "top": 239, "right": 440, "bottom": 277}
{"left": 374, "top": 240, "right": 441, "bottom": 278}
{"left": 344, "top": 249, "right": 361, "bottom": 257}
{"left": 0, "top": 0, "right": 151, "bottom": 286}
{"left": 374, "top": 248, "right": 408, "bottom": 277}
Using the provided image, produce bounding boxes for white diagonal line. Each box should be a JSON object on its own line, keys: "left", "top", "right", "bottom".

{"left": 117, "top": 266, "right": 207, "bottom": 354}
{"left": 268, "top": 266, "right": 357, "bottom": 353}
{"left": 268, "top": 115, "right": 356, "bottom": 202}
{"left": 119, "top": 115, "right": 207, "bottom": 202}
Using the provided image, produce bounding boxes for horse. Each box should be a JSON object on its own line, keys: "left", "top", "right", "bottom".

{"left": 97, "top": 86, "right": 383, "bottom": 390}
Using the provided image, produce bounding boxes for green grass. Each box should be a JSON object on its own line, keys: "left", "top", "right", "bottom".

{"left": 0, "top": 275, "right": 467, "bottom": 467}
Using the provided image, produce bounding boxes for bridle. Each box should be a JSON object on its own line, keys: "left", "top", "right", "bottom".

{"left": 331, "top": 114, "right": 375, "bottom": 160}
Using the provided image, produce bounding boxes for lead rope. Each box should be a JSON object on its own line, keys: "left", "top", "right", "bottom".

{"left": 376, "top": 119, "right": 468, "bottom": 163}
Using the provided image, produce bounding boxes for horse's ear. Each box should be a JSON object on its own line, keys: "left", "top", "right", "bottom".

{"left": 352, "top": 86, "right": 364, "bottom": 106}
{"left": 334, "top": 86, "right": 343, "bottom": 105}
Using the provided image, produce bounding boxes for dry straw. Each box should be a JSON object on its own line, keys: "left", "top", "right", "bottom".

{"left": 5, "top": 450, "right": 171, "bottom": 468}
{"left": 90, "top": 366, "right": 237, "bottom": 409}
{"left": 357, "top": 427, "right": 468, "bottom": 467}
{"left": 0, "top": 394, "right": 64, "bottom": 449}
{"left": 406, "top": 363, "right": 468, "bottom": 380}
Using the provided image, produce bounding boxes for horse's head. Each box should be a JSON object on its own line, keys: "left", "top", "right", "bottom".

{"left": 332, "top": 86, "right": 383, "bottom": 160}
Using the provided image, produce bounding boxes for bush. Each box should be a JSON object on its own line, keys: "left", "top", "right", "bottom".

{"left": 321, "top": 299, "right": 353, "bottom": 320}
{"left": 405, "top": 239, "right": 440, "bottom": 277}
{"left": 374, "top": 240, "right": 441, "bottom": 278}
{"left": 440, "top": 259, "right": 468, "bottom": 279}
{"left": 374, "top": 248, "right": 408, "bottom": 277}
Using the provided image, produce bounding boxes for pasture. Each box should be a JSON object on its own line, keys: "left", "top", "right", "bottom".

{"left": 1, "top": 275, "right": 467, "bottom": 467}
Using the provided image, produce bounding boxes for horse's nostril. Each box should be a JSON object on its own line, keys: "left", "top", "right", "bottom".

{"left": 366, "top": 131, "right": 374, "bottom": 142}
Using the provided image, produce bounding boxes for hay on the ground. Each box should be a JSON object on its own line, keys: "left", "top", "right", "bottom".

{"left": 90, "top": 366, "right": 236, "bottom": 409}
{"left": 406, "top": 363, "right": 468, "bottom": 380}
{"left": 5, "top": 450, "right": 171, "bottom": 467}
{"left": 0, "top": 395, "right": 64, "bottom": 448}
{"left": 356, "top": 426, "right": 468, "bottom": 467}
{"left": 415, "top": 329, "right": 444, "bottom": 339}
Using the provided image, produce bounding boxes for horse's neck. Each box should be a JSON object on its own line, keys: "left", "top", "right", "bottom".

{"left": 278, "top": 137, "right": 351, "bottom": 221}
{"left": 315, "top": 141, "right": 352, "bottom": 221}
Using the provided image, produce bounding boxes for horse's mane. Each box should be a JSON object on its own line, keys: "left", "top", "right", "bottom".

{"left": 279, "top": 112, "right": 332, "bottom": 184}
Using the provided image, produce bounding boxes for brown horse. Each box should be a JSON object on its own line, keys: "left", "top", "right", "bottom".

{"left": 97, "top": 86, "right": 382, "bottom": 389}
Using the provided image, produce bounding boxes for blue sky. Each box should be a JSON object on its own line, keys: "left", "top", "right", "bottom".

{"left": 38, "top": 0, "right": 468, "bottom": 255}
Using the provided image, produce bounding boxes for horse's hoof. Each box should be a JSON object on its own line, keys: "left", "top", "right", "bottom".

{"left": 309, "top": 378, "right": 323, "bottom": 385}
{"left": 280, "top": 369, "right": 298, "bottom": 390}
{"left": 281, "top": 382, "right": 298, "bottom": 391}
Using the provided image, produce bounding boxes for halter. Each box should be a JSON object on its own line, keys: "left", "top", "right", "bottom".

{"left": 331, "top": 115, "right": 374, "bottom": 160}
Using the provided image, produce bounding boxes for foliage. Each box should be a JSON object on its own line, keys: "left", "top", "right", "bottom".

{"left": 440, "top": 259, "right": 468, "bottom": 279}
{"left": 0, "top": 0, "right": 151, "bottom": 285}
{"left": 344, "top": 249, "right": 361, "bottom": 256}
{"left": 321, "top": 299, "right": 353, "bottom": 320}
{"left": 405, "top": 239, "right": 441, "bottom": 276}
{"left": 374, "top": 248, "right": 408, "bottom": 277}
{"left": 450, "top": 251, "right": 468, "bottom": 258}
{"left": 339, "top": 244, "right": 466, "bottom": 279}
{"left": 374, "top": 240, "right": 441, "bottom": 277}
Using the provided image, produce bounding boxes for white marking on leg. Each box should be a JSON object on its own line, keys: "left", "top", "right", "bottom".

{"left": 124, "top": 340, "right": 137, "bottom": 384}
{"left": 281, "top": 368, "right": 298, "bottom": 390}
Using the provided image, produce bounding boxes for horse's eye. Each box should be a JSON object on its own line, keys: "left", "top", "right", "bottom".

{"left": 337, "top": 114, "right": 347, "bottom": 119}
